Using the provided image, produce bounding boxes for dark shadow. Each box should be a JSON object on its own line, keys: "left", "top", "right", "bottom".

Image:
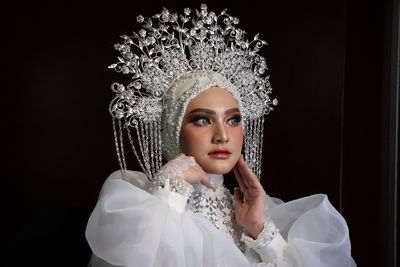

{"left": 7, "top": 207, "right": 92, "bottom": 267}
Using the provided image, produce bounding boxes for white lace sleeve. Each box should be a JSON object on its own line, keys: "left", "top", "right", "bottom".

{"left": 150, "top": 171, "right": 194, "bottom": 197}
{"left": 241, "top": 220, "right": 288, "bottom": 264}
{"left": 150, "top": 155, "right": 195, "bottom": 195}
{"left": 148, "top": 155, "right": 196, "bottom": 212}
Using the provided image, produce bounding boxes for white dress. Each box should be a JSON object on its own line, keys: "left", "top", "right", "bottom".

{"left": 85, "top": 170, "right": 356, "bottom": 267}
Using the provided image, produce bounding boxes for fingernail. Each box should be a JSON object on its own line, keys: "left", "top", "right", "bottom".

{"left": 234, "top": 187, "right": 240, "bottom": 191}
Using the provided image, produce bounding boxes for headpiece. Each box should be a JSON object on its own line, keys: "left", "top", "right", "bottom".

{"left": 108, "top": 4, "right": 277, "bottom": 180}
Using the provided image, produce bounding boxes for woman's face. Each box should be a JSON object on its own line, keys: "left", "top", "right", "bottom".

{"left": 180, "top": 86, "right": 243, "bottom": 174}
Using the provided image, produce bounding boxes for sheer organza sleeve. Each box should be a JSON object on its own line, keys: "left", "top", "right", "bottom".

{"left": 86, "top": 170, "right": 355, "bottom": 266}
{"left": 85, "top": 170, "right": 250, "bottom": 267}
{"left": 243, "top": 194, "right": 356, "bottom": 266}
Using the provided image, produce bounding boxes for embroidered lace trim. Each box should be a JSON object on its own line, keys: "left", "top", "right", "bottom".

{"left": 149, "top": 155, "right": 196, "bottom": 197}
{"left": 241, "top": 220, "right": 279, "bottom": 251}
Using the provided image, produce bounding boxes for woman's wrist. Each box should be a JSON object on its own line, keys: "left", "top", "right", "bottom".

{"left": 246, "top": 218, "right": 267, "bottom": 239}
{"left": 149, "top": 154, "right": 197, "bottom": 197}
{"left": 241, "top": 219, "right": 280, "bottom": 249}
{"left": 150, "top": 171, "right": 194, "bottom": 197}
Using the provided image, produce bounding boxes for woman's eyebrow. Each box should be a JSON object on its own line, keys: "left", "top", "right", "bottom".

{"left": 189, "top": 108, "right": 216, "bottom": 114}
{"left": 188, "top": 108, "right": 240, "bottom": 115}
{"left": 225, "top": 108, "right": 240, "bottom": 114}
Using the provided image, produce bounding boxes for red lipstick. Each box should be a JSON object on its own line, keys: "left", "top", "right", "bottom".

{"left": 208, "top": 150, "right": 232, "bottom": 159}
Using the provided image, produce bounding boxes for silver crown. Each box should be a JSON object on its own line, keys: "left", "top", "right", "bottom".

{"left": 108, "top": 4, "right": 277, "bottom": 180}
{"left": 109, "top": 4, "right": 276, "bottom": 123}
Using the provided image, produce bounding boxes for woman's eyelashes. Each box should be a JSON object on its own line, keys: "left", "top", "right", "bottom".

{"left": 189, "top": 113, "right": 241, "bottom": 126}
{"left": 191, "top": 116, "right": 211, "bottom": 126}
{"left": 227, "top": 114, "right": 241, "bottom": 126}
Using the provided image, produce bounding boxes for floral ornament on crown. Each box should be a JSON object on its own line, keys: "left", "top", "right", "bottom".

{"left": 108, "top": 3, "right": 277, "bottom": 125}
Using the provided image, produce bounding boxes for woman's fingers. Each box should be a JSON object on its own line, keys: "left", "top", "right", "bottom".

{"left": 200, "top": 174, "right": 216, "bottom": 190}
{"left": 233, "top": 165, "right": 247, "bottom": 192}
{"left": 237, "top": 157, "right": 262, "bottom": 188}
{"left": 235, "top": 159, "right": 250, "bottom": 188}
{"left": 168, "top": 155, "right": 217, "bottom": 190}
{"left": 234, "top": 188, "right": 244, "bottom": 206}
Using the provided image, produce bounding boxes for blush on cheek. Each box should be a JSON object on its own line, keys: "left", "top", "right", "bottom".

{"left": 185, "top": 128, "right": 204, "bottom": 141}
{"left": 180, "top": 126, "right": 204, "bottom": 153}
{"left": 231, "top": 127, "right": 244, "bottom": 148}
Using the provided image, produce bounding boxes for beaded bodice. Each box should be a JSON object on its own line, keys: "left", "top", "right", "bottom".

{"left": 186, "top": 174, "right": 244, "bottom": 250}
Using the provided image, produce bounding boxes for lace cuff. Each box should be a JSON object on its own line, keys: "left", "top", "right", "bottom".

{"left": 241, "top": 220, "right": 287, "bottom": 263}
{"left": 149, "top": 155, "right": 196, "bottom": 198}
{"left": 150, "top": 171, "right": 194, "bottom": 197}
{"left": 241, "top": 220, "right": 279, "bottom": 250}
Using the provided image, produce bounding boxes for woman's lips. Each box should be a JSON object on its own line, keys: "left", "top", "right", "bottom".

{"left": 208, "top": 150, "right": 232, "bottom": 159}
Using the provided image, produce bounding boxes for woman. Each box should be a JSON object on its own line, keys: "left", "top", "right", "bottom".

{"left": 86, "top": 5, "right": 355, "bottom": 266}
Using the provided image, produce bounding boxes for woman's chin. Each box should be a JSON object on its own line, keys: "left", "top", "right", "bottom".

{"left": 200, "top": 160, "right": 235, "bottom": 175}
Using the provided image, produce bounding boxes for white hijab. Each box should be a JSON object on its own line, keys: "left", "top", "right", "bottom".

{"left": 161, "top": 70, "right": 243, "bottom": 160}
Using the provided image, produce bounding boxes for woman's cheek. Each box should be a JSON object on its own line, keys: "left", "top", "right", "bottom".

{"left": 181, "top": 126, "right": 207, "bottom": 153}
{"left": 231, "top": 127, "right": 244, "bottom": 149}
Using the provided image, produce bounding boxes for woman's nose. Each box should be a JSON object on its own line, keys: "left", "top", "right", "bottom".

{"left": 212, "top": 123, "right": 229, "bottom": 144}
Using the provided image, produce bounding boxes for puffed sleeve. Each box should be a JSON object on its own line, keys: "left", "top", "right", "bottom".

{"left": 85, "top": 170, "right": 251, "bottom": 267}
{"left": 243, "top": 194, "right": 356, "bottom": 266}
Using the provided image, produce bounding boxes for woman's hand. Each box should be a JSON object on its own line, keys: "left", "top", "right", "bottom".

{"left": 233, "top": 156, "right": 267, "bottom": 239}
{"left": 167, "top": 153, "right": 215, "bottom": 190}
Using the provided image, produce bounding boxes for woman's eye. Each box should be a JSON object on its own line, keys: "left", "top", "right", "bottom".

{"left": 192, "top": 117, "right": 210, "bottom": 126}
{"left": 227, "top": 115, "right": 241, "bottom": 126}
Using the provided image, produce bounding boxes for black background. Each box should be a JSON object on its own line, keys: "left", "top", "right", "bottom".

{"left": 2, "top": 0, "right": 398, "bottom": 266}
